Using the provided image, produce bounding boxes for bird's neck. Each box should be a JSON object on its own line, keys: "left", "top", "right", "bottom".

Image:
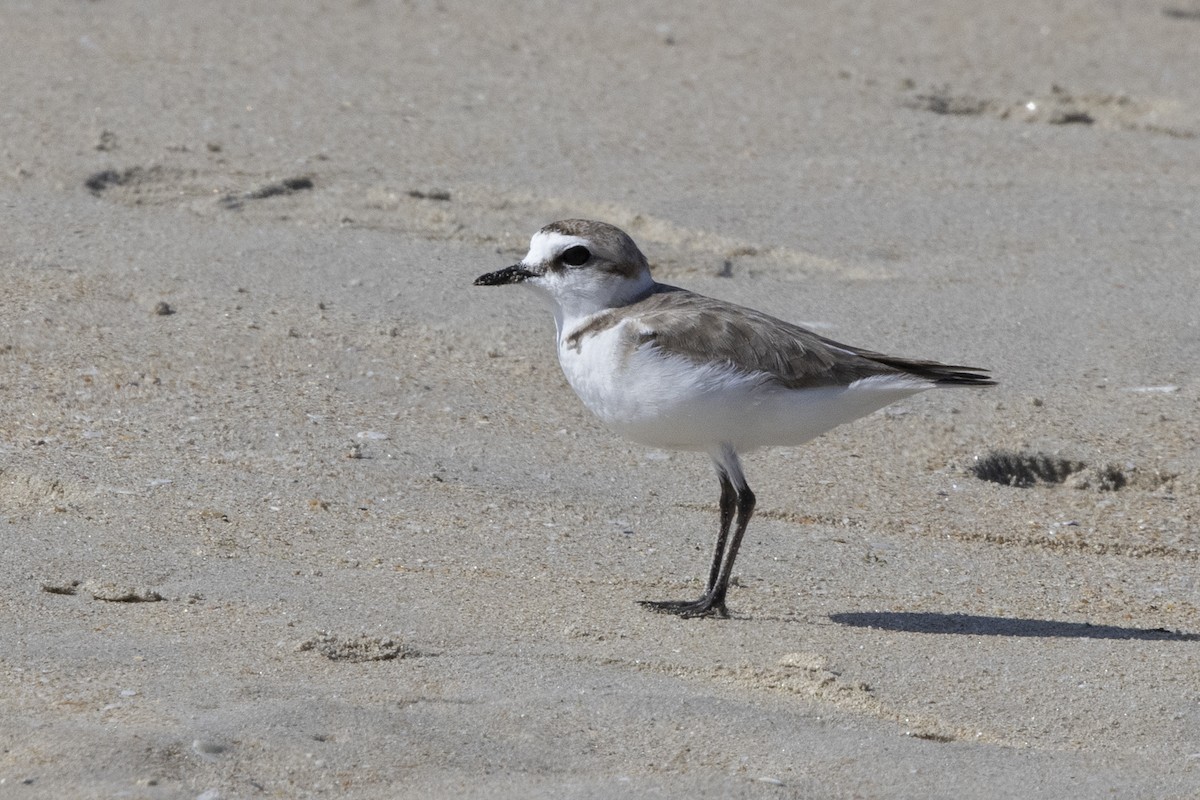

{"left": 550, "top": 272, "right": 656, "bottom": 336}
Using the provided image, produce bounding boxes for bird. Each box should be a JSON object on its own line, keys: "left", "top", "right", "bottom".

{"left": 475, "top": 219, "right": 993, "bottom": 618}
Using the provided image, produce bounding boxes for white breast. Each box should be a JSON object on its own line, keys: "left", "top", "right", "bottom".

{"left": 557, "top": 321, "right": 657, "bottom": 433}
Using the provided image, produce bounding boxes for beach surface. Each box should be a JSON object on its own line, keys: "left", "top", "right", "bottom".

{"left": 3, "top": 1, "right": 1200, "bottom": 797}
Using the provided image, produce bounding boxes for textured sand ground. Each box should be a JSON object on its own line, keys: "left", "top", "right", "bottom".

{"left": 2, "top": 1, "right": 1199, "bottom": 797}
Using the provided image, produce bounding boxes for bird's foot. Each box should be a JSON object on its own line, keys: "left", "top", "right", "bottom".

{"left": 639, "top": 596, "right": 729, "bottom": 619}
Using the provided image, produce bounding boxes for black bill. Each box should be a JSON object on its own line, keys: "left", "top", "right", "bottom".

{"left": 474, "top": 265, "right": 535, "bottom": 286}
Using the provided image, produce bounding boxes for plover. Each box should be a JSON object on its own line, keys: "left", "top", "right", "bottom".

{"left": 476, "top": 220, "right": 993, "bottom": 618}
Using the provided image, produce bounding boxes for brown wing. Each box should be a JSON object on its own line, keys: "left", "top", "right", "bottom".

{"left": 626, "top": 286, "right": 994, "bottom": 389}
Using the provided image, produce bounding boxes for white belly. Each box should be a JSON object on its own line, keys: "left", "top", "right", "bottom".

{"left": 556, "top": 321, "right": 929, "bottom": 453}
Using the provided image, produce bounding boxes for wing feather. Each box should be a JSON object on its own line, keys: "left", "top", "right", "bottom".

{"left": 624, "top": 286, "right": 993, "bottom": 389}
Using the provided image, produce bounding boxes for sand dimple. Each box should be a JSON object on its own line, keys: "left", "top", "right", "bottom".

{"left": 84, "top": 582, "right": 166, "bottom": 603}
{"left": 903, "top": 84, "right": 1197, "bottom": 138}
{"left": 40, "top": 580, "right": 167, "bottom": 602}
{"left": 637, "top": 650, "right": 978, "bottom": 745}
{"left": 297, "top": 632, "right": 420, "bottom": 663}
{"left": 0, "top": 469, "right": 91, "bottom": 514}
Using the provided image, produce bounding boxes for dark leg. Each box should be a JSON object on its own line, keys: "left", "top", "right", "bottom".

{"left": 641, "top": 447, "right": 753, "bottom": 619}
{"left": 705, "top": 472, "right": 738, "bottom": 593}
{"left": 707, "top": 483, "right": 755, "bottom": 610}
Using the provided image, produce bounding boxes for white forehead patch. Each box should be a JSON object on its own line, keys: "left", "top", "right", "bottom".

{"left": 523, "top": 231, "right": 589, "bottom": 267}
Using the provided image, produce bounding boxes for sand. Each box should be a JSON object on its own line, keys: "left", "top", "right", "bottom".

{"left": 3, "top": 1, "right": 1200, "bottom": 797}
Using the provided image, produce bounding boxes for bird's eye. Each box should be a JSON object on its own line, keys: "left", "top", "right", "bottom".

{"left": 560, "top": 245, "right": 591, "bottom": 267}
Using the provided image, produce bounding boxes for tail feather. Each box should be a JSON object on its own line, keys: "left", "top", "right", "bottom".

{"left": 869, "top": 355, "right": 995, "bottom": 387}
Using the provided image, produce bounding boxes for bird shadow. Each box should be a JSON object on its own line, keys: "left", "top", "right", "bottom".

{"left": 829, "top": 611, "right": 1200, "bottom": 641}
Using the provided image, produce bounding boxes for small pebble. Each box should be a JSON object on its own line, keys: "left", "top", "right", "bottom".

{"left": 407, "top": 188, "right": 451, "bottom": 201}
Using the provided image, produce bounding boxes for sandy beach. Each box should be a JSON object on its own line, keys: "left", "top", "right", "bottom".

{"left": 3, "top": 1, "right": 1200, "bottom": 797}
